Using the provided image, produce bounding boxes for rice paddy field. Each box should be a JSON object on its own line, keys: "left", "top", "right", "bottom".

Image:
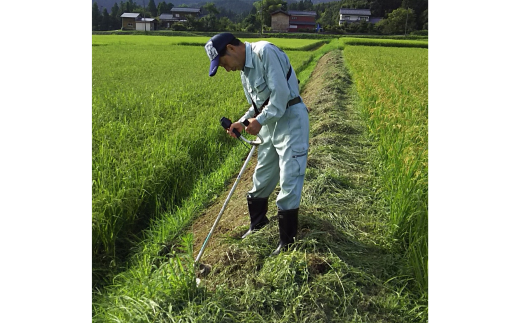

{"left": 92, "top": 34, "right": 428, "bottom": 322}
{"left": 92, "top": 35, "right": 330, "bottom": 278}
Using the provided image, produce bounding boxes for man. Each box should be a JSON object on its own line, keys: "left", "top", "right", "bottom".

{"left": 205, "top": 33, "right": 309, "bottom": 256}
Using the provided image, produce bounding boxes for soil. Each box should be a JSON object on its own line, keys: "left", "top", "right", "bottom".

{"left": 191, "top": 163, "right": 256, "bottom": 266}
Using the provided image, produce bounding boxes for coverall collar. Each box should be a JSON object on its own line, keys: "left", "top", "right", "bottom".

{"left": 243, "top": 42, "right": 254, "bottom": 70}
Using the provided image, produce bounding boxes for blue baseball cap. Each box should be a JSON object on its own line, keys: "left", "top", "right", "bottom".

{"left": 205, "top": 33, "right": 236, "bottom": 77}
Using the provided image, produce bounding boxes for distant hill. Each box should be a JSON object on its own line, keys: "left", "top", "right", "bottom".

{"left": 93, "top": 0, "right": 255, "bottom": 13}
{"left": 93, "top": 0, "right": 340, "bottom": 14}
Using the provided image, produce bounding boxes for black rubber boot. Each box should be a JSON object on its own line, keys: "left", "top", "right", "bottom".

{"left": 270, "top": 208, "right": 298, "bottom": 256}
{"left": 241, "top": 195, "right": 270, "bottom": 239}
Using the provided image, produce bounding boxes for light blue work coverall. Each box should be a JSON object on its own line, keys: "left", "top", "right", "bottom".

{"left": 238, "top": 41, "right": 310, "bottom": 211}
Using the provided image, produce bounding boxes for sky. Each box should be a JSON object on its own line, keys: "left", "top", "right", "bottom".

{"left": 1, "top": 0, "right": 519, "bottom": 322}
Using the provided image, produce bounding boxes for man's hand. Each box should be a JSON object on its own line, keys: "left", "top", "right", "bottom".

{"left": 245, "top": 118, "right": 262, "bottom": 136}
{"left": 227, "top": 122, "right": 245, "bottom": 138}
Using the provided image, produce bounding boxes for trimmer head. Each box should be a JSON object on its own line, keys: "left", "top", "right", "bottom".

{"left": 198, "top": 263, "right": 212, "bottom": 277}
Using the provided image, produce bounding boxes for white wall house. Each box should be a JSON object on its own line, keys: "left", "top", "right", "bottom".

{"left": 120, "top": 12, "right": 157, "bottom": 30}
{"left": 136, "top": 18, "right": 156, "bottom": 31}
{"left": 339, "top": 8, "right": 381, "bottom": 25}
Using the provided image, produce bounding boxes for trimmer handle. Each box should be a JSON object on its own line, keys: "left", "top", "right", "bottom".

{"left": 220, "top": 117, "right": 249, "bottom": 139}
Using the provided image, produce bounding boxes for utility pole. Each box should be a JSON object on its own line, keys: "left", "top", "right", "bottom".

{"left": 260, "top": 0, "right": 264, "bottom": 36}
{"left": 404, "top": 7, "right": 409, "bottom": 37}
{"left": 143, "top": 0, "right": 147, "bottom": 32}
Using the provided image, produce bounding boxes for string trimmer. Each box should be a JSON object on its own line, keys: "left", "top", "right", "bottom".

{"left": 195, "top": 117, "right": 263, "bottom": 277}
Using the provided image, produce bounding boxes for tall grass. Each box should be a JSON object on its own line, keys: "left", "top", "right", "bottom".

{"left": 343, "top": 45, "right": 428, "bottom": 293}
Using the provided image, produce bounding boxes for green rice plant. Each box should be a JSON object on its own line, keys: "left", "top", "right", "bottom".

{"left": 343, "top": 45, "right": 428, "bottom": 293}
{"left": 92, "top": 37, "right": 247, "bottom": 270}
{"left": 342, "top": 34, "right": 428, "bottom": 41}
{"left": 92, "top": 234, "right": 200, "bottom": 322}
{"left": 342, "top": 37, "right": 428, "bottom": 48}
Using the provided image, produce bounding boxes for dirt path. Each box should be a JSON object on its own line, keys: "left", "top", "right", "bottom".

{"left": 191, "top": 162, "right": 256, "bottom": 265}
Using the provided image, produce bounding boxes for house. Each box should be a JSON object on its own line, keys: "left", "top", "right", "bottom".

{"left": 121, "top": 13, "right": 141, "bottom": 30}
{"left": 339, "top": 8, "right": 382, "bottom": 25}
{"left": 120, "top": 13, "right": 158, "bottom": 30}
{"left": 271, "top": 10, "right": 317, "bottom": 32}
{"left": 159, "top": 8, "right": 201, "bottom": 28}
{"left": 271, "top": 10, "right": 289, "bottom": 32}
{"left": 136, "top": 18, "right": 158, "bottom": 31}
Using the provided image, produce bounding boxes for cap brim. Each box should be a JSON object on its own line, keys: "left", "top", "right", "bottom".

{"left": 209, "top": 56, "right": 219, "bottom": 77}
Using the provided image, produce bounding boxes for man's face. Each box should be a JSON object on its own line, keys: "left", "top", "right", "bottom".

{"left": 218, "top": 45, "right": 243, "bottom": 73}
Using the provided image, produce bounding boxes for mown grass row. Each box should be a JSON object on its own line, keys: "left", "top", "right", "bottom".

{"left": 93, "top": 49, "right": 427, "bottom": 323}
{"left": 291, "top": 38, "right": 345, "bottom": 87}
{"left": 343, "top": 45, "right": 428, "bottom": 293}
{"left": 92, "top": 36, "right": 321, "bottom": 285}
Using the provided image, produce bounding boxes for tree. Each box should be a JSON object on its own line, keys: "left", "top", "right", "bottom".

{"left": 420, "top": 8, "right": 427, "bottom": 30}
{"left": 315, "top": 1, "right": 342, "bottom": 28}
{"left": 218, "top": 8, "right": 246, "bottom": 23}
{"left": 341, "top": 0, "right": 370, "bottom": 9}
{"left": 376, "top": 7, "right": 416, "bottom": 34}
{"left": 199, "top": 3, "right": 220, "bottom": 31}
{"left": 202, "top": 2, "right": 220, "bottom": 16}
{"left": 92, "top": 2, "right": 101, "bottom": 30}
{"left": 219, "top": 16, "right": 235, "bottom": 31}
{"left": 243, "top": 13, "right": 260, "bottom": 32}
{"left": 185, "top": 15, "right": 202, "bottom": 31}
{"left": 110, "top": 3, "right": 121, "bottom": 29}
{"left": 124, "top": 0, "right": 136, "bottom": 13}
{"left": 101, "top": 8, "right": 111, "bottom": 30}
{"left": 290, "top": 0, "right": 313, "bottom": 10}
{"left": 403, "top": 0, "right": 428, "bottom": 30}
{"left": 157, "top": 1, "right": 168, "bottom": 15}
{"left": 253, "top": 0, "right": 287, "bottom": 28}
{"left": 369, "top": 0, "right": 401, "bottom": 17}
{"left": 148, "top": 0, "right": 157, "bottom": 17}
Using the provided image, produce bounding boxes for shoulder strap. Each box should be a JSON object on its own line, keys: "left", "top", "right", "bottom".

{"left": 250, "top": 51, "right": 297, "bottom": 116}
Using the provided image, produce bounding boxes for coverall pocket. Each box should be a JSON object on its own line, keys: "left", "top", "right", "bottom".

{"left": 291, "top": 149, "right": 308, "bottom": 176}
{"left": 254, "top": 77, "right": 268, "bottom": 94}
